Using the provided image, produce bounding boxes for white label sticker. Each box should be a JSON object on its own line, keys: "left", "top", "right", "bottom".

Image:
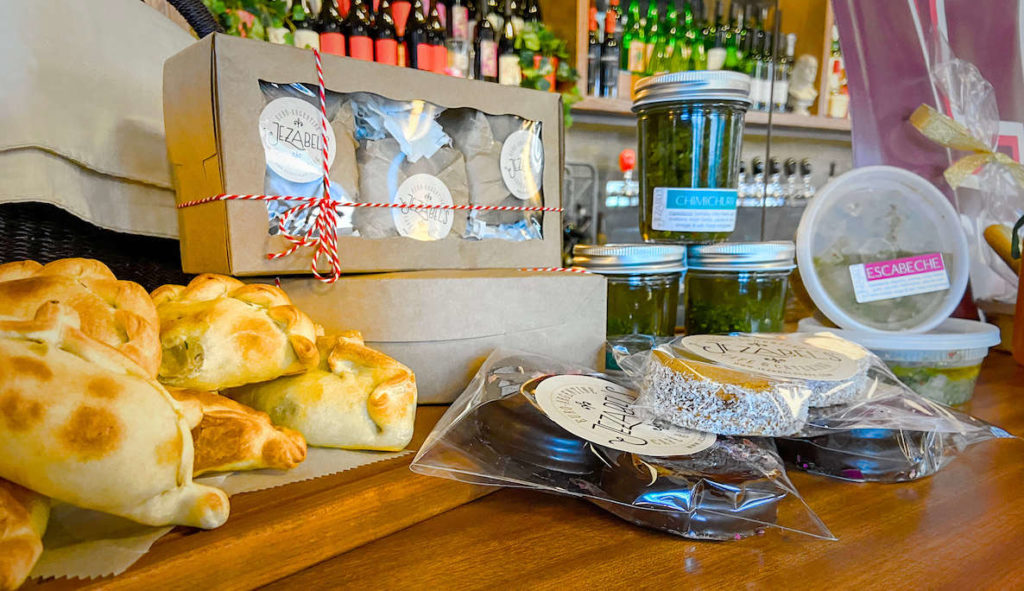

{"left": 533, "top": 375, "right": 716, "bottom": 457}
{"left": 652, "top": 187, "right": 738, "bottom": 232}
{"left": 680, "top": 334, "right": 860, "bottom": 382}
{"left": 500, "top": 129, "right": 544, "bottom": 201}
{"left": 259, "top": 97, "right": 336, "bottom": 184}
{"left": 848, "top": 253, "right": 950, "bottom": 303}
{"left": 391, "top": 174, "right": 454, "bottom": 241}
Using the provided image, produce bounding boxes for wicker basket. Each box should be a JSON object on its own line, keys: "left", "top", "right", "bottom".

{"left": 0, "top": 0, "right": 221, "bottom": 291}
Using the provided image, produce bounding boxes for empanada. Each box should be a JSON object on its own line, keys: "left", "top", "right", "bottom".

{"left": 0, "top": 258, "right": 160, "bottom": 376}
{"left": 151, "top": 274, "right": 319, "bottom": 391}
{"left": 228, "top": 332, "right": 416, "bottom": 451}
{"left": 168, "top": 388, "right": 307, "bottom": 476}
{"left": 0, "top": 479, "right": 48, "bottom": 591}
{"left": 0, "top": 303, "right": 229, "bottom": 529}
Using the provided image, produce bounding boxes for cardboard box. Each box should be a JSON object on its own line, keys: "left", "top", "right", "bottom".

{"left": 163, "top": 34, "right": 563, "bottom": 276}
{"left": 275, "top": 270, "right": 607, "bottom": 403}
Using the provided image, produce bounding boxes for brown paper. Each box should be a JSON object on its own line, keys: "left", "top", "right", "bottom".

{"left": 163, "top": 34, "right": 563, "bottom": 275}
{"left": 277, "top": 270, "right": 608, "bottom": 403}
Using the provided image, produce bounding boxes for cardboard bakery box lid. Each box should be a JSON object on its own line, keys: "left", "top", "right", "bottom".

{"left": 163, "top": 34, "right": 564, "bottom": 276}
{"left": 278, "top": 269, "right": 606, "bottom": 343}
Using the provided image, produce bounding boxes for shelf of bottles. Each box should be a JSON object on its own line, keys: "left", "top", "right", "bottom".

{"left": 276, "top": 0, "right": 548, "bottom": 85}
{"left": 576, "top": 0, "right": 851, "bottom": 134}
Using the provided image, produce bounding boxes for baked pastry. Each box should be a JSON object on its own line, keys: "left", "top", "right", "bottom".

{"left": 639, "top": 350, "right": 810, "bottom": 436}
{"left": 0, "top": 258, "right": 160, "bottom": 376}
{"left": 0, "top": 303, "right": 229, "bottom": 529}
{"left": 228, "top": 332, "right": 416, "bottom": 451}
{"left": 776, "top": 429, "right": 956, "bottom": 482}
{"left": 151, "top": 274, "right": 319, "bottom": 390}
{"left": 168, "top": 388, "right": 307, "bottom": 476}
{"left": 0, "top": 479, "right": 48, "bottom": 591}
{"left": 593, "top": 440, "right": 785, "bottom": 540}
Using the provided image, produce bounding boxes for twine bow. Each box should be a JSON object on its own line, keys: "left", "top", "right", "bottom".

{"left": 910, "top": 104, "right": 1024, "bottom": 190}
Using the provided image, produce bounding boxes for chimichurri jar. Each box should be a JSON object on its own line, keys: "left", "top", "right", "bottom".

{"left": 573, "top": 244, "right": 686, "bottom": 365}
{"left": 684, "top": 242, "right": 795, "bottom": 335}
{"left": 632, "top": 71, "right": 752, "bottom": 244}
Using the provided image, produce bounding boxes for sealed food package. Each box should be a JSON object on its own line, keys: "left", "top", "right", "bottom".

{"left": 440, "top": 109, "right": 544, "bottom": 241}
{"left": 411, "top": 350, "right": 835, "bottom": 541}
{"left": 614, "top": 333, "right": 875, "bottom": 436}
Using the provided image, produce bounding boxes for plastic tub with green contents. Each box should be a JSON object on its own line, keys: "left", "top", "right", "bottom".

{"left": 798, "top": 317, "right": 1001, "bottom": 406}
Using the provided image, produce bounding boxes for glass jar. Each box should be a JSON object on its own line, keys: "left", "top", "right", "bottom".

{"left": 632, "top": 71, "right": 752, "bottom": 245}
{"left": 684, "top": 242, "right": 795, "bottom": 335}
{"left": 573, "top": 244, "right": 686, "bottom": 353}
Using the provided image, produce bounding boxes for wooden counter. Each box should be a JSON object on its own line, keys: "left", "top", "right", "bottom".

{"left": 269, "top": 352, "right": 1024, "bottom": 590}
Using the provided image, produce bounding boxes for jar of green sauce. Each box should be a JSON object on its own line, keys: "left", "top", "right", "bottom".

{"left": 573, "top": 244, "right": 686, "bottom": 362}
{"left": 684, "top": 241, "right": 795, "bottom": 335}
{"left": 632, "top": 71, "right": 751, "bottom": 244}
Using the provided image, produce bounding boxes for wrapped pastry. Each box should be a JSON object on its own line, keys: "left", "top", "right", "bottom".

{"left": 0, "top": 479, "right": 48, "bottom": 591}
{"left": 0, "top": 303, "right": 229, "bottom": 529}
{"left": 168, "top": 389, "right": 307, "bottom": 476}
{"left": 228, "top": 332, "right": 416, "bottom": 451}
{"left": 151, "top": 274, "right": 319, "bottom": 391}
{"left": 0, "top": 258, "right": 160, "bottom": 376}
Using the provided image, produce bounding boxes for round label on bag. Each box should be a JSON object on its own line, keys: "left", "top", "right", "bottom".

{"left": 392, "top": 174, "right": 454, "bottom": 241}
{"left": 259, "top": 97, "right": 337, "bottom": 184}
{"left": 680, "top": 334, "right": 860, "bottom": 381}
{"left": 533, "top": 375, "right": 716, "bottom": 457}
{"left": 500, "top": 129, "right": 544, "bottom": 201}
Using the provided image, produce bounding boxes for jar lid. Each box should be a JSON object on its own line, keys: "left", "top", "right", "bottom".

{"left": 687, "top": 241, "right": 796, "bottom": 271}
{"left": 632, "top": 71, "right": 753, "bottom": 110}
{"left": 795, "top": 166, "right": 970, "bottom": 334}
{"left": 797, "top": 317, "right": 999, "bottom": 355}
{"left": 572, "top": 244, "right": 686, "bottom": 274}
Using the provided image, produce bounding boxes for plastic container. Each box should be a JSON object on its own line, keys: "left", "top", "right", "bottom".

{"left": 632, "top": 71, "right": 751, "bottom": 244}
{"left": 684, "top": 241, "right": 795, "bottom": 335}
{"left": 795, "top": 166, "right": 970, "bottom": 333}
{"left": 798, "top": 317, "right": 1000, "bottom": 405}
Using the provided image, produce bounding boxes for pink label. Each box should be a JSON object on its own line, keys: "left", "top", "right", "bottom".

{"left": 864, "top": 253, "right": 945, "bottom": 281}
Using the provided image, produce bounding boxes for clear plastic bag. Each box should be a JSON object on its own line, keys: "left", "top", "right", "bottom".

{"left": 613, "top": 333, "right": 875, "bottom": 436}
{"left": 411, "top": 349, "right": 835, "bottom": 541}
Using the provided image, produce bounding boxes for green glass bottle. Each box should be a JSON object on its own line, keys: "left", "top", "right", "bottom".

{"left": 642, "top": 1, "right": 661, "bottom": 75}
{"left": 622, "top": 0, "right": 645, "bottom": 74}
{"left": 723, "top": 4, "right": 740, "bottom": 71}
{"left": 649, "top": 1, "right": 679, "bottom": 74}
{"left": 684, "top": 0, "right": 707, "bottom": 70}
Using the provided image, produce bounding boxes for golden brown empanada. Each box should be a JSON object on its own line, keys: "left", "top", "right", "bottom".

{"left": 0, "top": 303, "right": 229, "bottom": 529}
{"left": 0, "top": 258, "right": 160, "bottom": 376}
{"left": 151, "top": 274, "right": 319, "bottom": 391}
{"left": 168, "top": 388, "right": 307, "bottom": 476}
{"left": 228, "top": 333, "right": 416, "bottom": 451}
{"left": 0, "top": 479, "right": 48, "bottom": 591}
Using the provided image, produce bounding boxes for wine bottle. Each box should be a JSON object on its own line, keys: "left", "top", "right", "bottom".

{"left": 586, "top": 5, "right": 601, "bottom": 95}
{"left": 375, "top": 0, "right": 400, "bottom": 65}
{"left": 392, "top": 0, "right": 413, "bottom": 39}
{"left": 600, "top": 2, "right": 620, "bottom": 98}
{"left": 318, "top": 0, "right": 347, "bottom": 55}
{"left": 684, "top": 0, "right": 706, "bottom": 70}
{"left": 706, "top": 0, "right": 726, "bottom": 69}
{"left": 642, "top": 0, "right": 659, "bottom": 75}
{"left": 525, "top": 0, "right": 541, "bottom": 24}
{"left": 487, "top": 0, "right": 502, "bottom": 31}
{"left": 773, "top": 32, "right": 795, "bottom": 113}
{"left": 450, "top": 0, "right": 469, "bottom": 40}
{"left": 405, "top": 0, "right": 431, "bottom": 69}
{"left": 474, "top": 0, "right": 498, "bottom": 81}
{"left": 293, "top": 0, "right": 320, "bottom": 49}
{"left": 621, "top": 0, "right": 643, "bottom": 74}
{"left": 427, "top": 1, "right": 449, "bottom": 74}
{"left": 497, "top": 0, "right": 520, "bottom": 85}
{"left": 347, "top": 0, "right": 375, "bottom": 60}
{"left": 723, "top": 3, "right": 740, "bottom": 71}
{"left": 509, "top": 0, "right": 525, "bottom": 35}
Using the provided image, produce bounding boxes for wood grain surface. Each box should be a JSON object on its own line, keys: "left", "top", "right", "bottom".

{"left": 269, "top": 352, "right": 1024, "bottom": 591}
{"left": 24, "top": 406, "right": 492, "bottom": 591}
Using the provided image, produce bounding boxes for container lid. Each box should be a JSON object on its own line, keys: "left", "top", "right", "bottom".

{"left": 795, "top": 166, "right": 970, "bottom": 334}
{"left": 632, "top": 71, "right": 753, "bottom": 110}
{"left": 797, "top": 317, "right": 1000, "bottom": 353}
{"left": 572, "top": 243, "right": 686, "bottom": 274}
{"left": 687, "top": 241, "right": 796, "bottom": 271}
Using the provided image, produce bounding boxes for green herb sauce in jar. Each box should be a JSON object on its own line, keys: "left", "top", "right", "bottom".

{"left": 683, "top": 242, "right": 795, "bottom": 335}
{"left": 632, "top": 72, "right": 752, "bottom": 244}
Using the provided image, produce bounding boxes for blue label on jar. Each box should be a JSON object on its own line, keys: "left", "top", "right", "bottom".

{"left": 652, "top": 188, "right": 738, "bottom": 233}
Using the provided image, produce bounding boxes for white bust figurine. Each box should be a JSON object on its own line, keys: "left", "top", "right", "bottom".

{"left": 788, "top": 55, "right": 819, "bottom": 116}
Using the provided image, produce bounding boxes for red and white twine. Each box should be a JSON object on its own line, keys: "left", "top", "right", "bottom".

{"left": 176, "top": 49, "right": 564, "bottom": 283}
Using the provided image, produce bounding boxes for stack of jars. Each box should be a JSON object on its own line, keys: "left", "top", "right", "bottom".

{"left": 573, "top": 71, "right": 796, "bottom": 361}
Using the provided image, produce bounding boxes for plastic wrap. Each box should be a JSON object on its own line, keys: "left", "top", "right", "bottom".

{"left": 257, "top": 83, "right": 545, "bottom": 243}
{"left": 411, "top": 349, "right": 835, "bottom": 542}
